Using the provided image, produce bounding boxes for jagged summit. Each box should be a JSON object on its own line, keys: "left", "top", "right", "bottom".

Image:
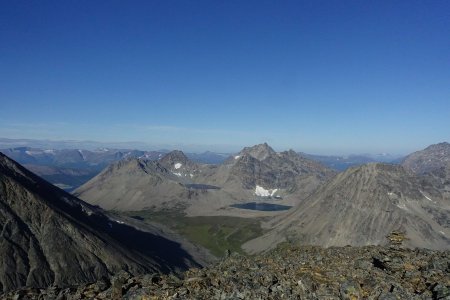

{"left": 239, "top": 143, "right": 276, "bottom": 161}
{"left": 160, "top": 150, "right": 189, "bottom": 163}
{"left": 426, "top": 141, "right": 450, "bottom": 149}
{"left": 402, "top": 141, "right": 450, "bottom": 175}
{"left": 159, "top": 150, "right": 194, "bottom": 170}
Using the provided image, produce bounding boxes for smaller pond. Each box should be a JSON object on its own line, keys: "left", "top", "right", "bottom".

{"left": 230, "top": 202, "right": 292, "bottom": 211}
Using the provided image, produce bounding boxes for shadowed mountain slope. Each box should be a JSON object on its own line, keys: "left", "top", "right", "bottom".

{"left": 0, "top": 153, "right": 205, "bottom": 293}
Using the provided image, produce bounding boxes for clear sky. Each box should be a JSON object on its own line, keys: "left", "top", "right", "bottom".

{"left": 1, "top": 1, "right": 449, "bottom": 154}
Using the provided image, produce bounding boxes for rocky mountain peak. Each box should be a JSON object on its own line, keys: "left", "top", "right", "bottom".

{"left": 427, "top": 141, "right": 450, "bottom": 149}
{"left": 240, "top": 143, "right": 276, "bottom": 161}
{"left": 160, "top": 150, "right": 189, "bottom": 165}
{"left": 158, "top": 150, "right": 201, "bottom": 174}
{"left": 421, "top": 142, "right": 450, "bottom": 157}
{"left": 402, "top": 142, "right": 450, "bottom": 175}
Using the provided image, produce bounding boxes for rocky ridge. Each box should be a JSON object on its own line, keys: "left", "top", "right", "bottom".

{"left": 402, "top": 142, "right": 450, "bottom": 200}
{"left": 3, "top": 235, "right": 450, "bottom": 299}
{"left": 402, "top": 142, "right": 450, "bottom": 175}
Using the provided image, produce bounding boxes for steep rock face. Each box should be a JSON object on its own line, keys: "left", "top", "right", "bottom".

{"left": 210, "top": 144, "right": 335, "bottom": 197}
{"left": 240, "top": 142, "right": 276, "bottom": 161}
{"left": 159, "top": 150, "right": 191, "bottom": 167}
{"left": 0, "top": 153, "right": 204, "bottom": 293}
{"left": 159, "top": 150, "right": 204, "bottom": 181}
{"left": 244, "top": 163, "right": 450, "bottom": 252}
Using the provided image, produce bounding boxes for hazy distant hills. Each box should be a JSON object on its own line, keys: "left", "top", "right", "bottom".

{"left": 0, "top": 153, "right": 208, "bottom": 293}
{"left": 185, "top": 151, "right": 229, "bottom": 164}
{"left": 0, "top": 147, "right": 166, "bottom": 191}
{"left": 301, "top": 152, "right": 404, "bottom": 171}
{"left": 244, "top": 162, "right": 450, "bottom": 252}
{"left": 0, "top": 147, "right": 165, "bottom": 170}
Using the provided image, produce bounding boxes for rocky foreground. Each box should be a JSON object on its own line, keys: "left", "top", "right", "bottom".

{"left": 3, "top": 240, "right": 450, "bottom": 300}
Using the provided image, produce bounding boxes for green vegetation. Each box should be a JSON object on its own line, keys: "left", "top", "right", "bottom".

{"left": 122, "top": 209, "right": 265, "bottom": 257}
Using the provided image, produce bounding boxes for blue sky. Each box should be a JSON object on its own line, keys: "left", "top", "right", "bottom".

{"left": 0, "top": 1, "right": 449, "bottom": 154}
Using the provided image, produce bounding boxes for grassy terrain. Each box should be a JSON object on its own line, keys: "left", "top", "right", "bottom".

{"left": 121, "top": 209, "right": 265, "bottom": 257}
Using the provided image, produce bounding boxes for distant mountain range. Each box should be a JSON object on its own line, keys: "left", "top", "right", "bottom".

{"left": 301, "top": 152, "right": 404, "bottom": 171}
{"left": 0, "top": 139, "right": 409, "bottom": 195}
{"left": 0, "top": 153, "right": 210, "bottom": 293}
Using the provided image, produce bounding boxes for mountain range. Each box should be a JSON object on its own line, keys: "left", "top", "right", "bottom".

{"left": 74, "top": 143, "right": 336, "bottom": 216}
{"left": 0, "top": 141, "right": 408, "bottom": 193}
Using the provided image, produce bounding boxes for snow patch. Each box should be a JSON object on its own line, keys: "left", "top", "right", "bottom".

{"left": 439, "top": 231, "right": 446, "bottom": 236}
{"left": 173, "top": 172, "right": 182, "bottom": 177}
{"left": 255, "top": 185, "right": 278, "bottom": 197}
{"left": 190, "top": 173, "right": 194, "bottom": 178}
{"left": 234, "top": 156, "right": 240, "bottom": 160}
{"left": 174, "top": 163, "right": 182, "bottom": 169}
{"left": 44, "top": 149, "right": 55, "bottom": 154}
{"left": 115, "top": 220, "right": 125, "bottom": 224}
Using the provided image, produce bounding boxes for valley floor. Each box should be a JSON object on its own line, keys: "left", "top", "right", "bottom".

{"left": 119, "top": 209, "right": 266, "bottom": 257}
